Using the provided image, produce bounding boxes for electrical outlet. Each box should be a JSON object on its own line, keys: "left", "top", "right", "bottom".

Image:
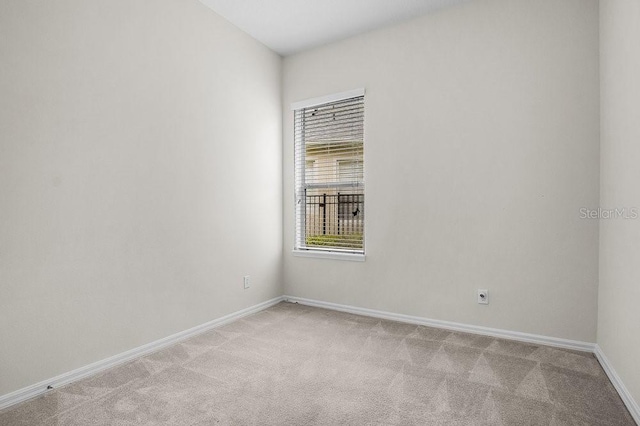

{"left": 243, "top": 275, "right": 250, "bottom": 289}
{"left": 477, "top": 289, "right": 489, "bottom": 305}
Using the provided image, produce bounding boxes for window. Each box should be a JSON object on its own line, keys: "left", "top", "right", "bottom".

{"left": 293, "top": 90, "right": 365, "bottom": 256}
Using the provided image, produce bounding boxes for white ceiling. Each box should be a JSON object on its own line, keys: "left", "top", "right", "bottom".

{"left": 199, "top": 0, "right": 469, "bottom": 56}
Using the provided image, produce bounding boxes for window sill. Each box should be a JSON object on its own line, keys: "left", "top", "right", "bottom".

{"left": 292, "top": 250, "right": 365, "bottom": 262}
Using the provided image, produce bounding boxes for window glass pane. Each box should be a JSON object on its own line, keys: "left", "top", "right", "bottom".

{"left": 294, "top": 95, "right": 365, "bottom": 253}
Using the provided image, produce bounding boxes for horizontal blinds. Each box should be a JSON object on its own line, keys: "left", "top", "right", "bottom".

{"left": 294, "top": 95, "right": 365, "bottom": 253}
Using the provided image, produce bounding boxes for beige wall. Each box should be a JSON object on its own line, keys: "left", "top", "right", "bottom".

{"left": 283, "top": 0, "right": 600, "bottom": 342}
{"left": 598, "top": 0, "right": 640, "bottom": 409}
{"left": 0, "top": 0, "right": 282, "bottom": 396}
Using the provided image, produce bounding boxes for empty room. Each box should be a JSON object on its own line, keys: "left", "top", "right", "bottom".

{"left": 0, "top": 0, "right": 638, "bottom": 424}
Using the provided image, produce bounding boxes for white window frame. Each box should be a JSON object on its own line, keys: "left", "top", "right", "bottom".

{"left": 291, "top": 88, "right": 366, "bottom": 262}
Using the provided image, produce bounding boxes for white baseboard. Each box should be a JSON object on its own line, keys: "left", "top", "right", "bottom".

{"left": 284, "top": 295, "right": 595, "bottom": 352}
{"left": 0, "top": 296, "right": 284, "bottom": 411}
{"left": 594, "top": 345, "right": 640, "bottom": 424}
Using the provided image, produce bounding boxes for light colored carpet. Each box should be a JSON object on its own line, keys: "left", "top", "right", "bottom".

{"left": 0, "top": 302, "right": 635, "bottom": 425}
